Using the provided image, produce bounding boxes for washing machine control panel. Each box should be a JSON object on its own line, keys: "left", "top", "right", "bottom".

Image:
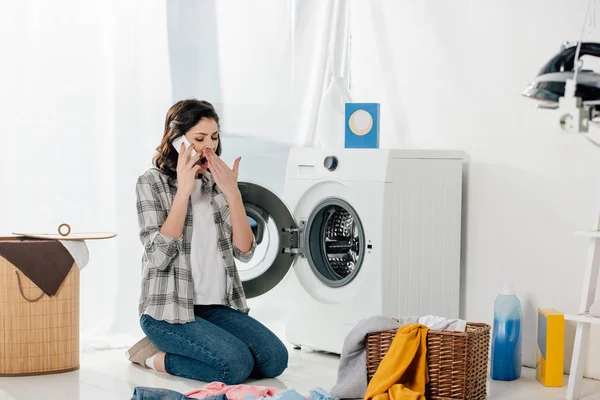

{"left": 323, "top": 155, "right": 338, "bottom": 171}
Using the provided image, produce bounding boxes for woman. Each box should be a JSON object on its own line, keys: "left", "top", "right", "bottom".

{"left": 126, "top": 99, "right": 288, "bottom": 384}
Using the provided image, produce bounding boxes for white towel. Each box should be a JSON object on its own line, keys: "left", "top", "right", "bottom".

{"left": 419, "top": 315, "right": 467, "bottom": 332}
{"left": 59, "top": 240, "right": 90, "bottom": 270}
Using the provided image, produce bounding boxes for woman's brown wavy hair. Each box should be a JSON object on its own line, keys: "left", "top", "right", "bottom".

{"left": 153, "top": 99, "right": 222, "bottom": 186}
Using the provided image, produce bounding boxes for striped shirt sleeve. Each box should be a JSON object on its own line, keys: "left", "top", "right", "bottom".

{"left": 136, "top": 175, "right": 183, "bottom": 270}
{"left": 232, "top": 237, "right": 256, "bottom": 262}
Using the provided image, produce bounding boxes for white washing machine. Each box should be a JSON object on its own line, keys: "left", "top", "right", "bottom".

{"left": 236, "top": 147, "right": 465, "bottom": 354}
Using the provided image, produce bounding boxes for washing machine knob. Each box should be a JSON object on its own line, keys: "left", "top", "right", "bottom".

{"left": 324, "top": 156, "right": 338, "bottom": 171}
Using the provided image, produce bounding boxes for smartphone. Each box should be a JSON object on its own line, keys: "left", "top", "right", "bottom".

{"left": 172, "top": 135, "right": 197, "bottom": 159}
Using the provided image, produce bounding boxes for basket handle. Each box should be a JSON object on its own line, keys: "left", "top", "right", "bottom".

{"left": 14, "top": 270, "right": 45, "bottom": 302}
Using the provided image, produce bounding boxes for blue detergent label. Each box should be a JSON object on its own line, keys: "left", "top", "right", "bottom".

{"left": 345, "top": 103, "right": 380, "bottom": 148}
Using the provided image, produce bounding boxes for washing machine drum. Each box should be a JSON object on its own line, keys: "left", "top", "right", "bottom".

{"left": 236, "top": 182, "right": 366, "bottom": 298}
{"left": 304, "top": 200, "right": 365, "bottom": 287}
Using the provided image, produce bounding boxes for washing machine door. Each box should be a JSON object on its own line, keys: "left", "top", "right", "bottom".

{"left": 302, "top": 197, "right": 366, "bottom": 289}
{"left": 236, "top": 181, "right": 299, "bottom": 298}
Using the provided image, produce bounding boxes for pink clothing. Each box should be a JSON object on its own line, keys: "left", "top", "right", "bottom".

{"left": 186, "top": 382, "right": 282, "bottom": 400}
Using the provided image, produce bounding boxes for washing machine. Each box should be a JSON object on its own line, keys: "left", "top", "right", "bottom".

{"left": 236, "top": 147, "right": 465, "bottom": 354}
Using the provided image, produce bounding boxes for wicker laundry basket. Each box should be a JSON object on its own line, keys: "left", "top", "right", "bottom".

{"left": 366, "top": 323, "right": 491, "bottom": 400}
{"left": 0, "top": 247, "right": 80, "bottom": 376}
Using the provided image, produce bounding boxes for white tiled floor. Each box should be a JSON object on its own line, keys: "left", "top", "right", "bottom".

{"left": 1, "top": 345, "right": 600, "bottom": 400}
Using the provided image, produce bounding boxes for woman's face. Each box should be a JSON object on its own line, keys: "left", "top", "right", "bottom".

{"left": 184, "top": 117, "right": 219, "bottom": 171}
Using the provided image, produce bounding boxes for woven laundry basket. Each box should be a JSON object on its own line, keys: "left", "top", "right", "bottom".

{"left": 366, "top": 323, "right": 491, "bottom": 400}
{"left": 0, "top": 242, "right": 80, "bottom": 376}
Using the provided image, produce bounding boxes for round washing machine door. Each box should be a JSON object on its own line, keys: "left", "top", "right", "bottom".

{"left": 236, "top": 181, "right": 299, "bottom": 298}
{"left": 303, "top": 197, "right": 366, "bottom": 288}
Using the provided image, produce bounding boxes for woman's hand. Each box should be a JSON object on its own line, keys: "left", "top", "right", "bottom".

{"left": 205, "top": 148, "right": 241, "bottom": 201}
{"left": 176, "top": 142, "right": 201, "bottom": 197}
{"left": 205, "top": 148, "right": 254, "bottom": 254}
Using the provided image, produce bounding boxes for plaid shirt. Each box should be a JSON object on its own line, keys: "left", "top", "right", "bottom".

{"left": 135, "top": 168, "right": 255, "bottom": 324}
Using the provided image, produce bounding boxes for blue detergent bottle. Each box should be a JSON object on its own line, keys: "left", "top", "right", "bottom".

{"left": 490, "top": 283, "right": 522, "bottom": 381}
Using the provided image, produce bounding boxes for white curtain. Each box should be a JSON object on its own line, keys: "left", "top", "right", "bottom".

{"left": 347, "top": 0, "right": 413, "bottom": 148}
{"left": 0, "top": 0, "right": 121, "bottom": 347}
{"left": 0, "top": 0, "right": 350, "bottom": 349}
{"left": 0, "top": 0, "right": 174, "bottom": 349}
{"left": 109, "top": 0, "right": 175, "bottom": 347}
{"left": 164, "top": 1, "right": 294, "bottom": 144}
{"left": 293, "top": 0, "right": 352, "bottom": 147}
{"left": 167, "top": 0, "right": 351, "bottom": 148}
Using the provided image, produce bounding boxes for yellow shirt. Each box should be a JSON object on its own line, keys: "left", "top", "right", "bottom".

{"left": 364, "top": 324, "right": 429, "bottom": 400}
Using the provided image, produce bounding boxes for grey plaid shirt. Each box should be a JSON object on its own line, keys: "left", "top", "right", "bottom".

{"left": 135, "top": 168, "right": 255, "bottom": 324}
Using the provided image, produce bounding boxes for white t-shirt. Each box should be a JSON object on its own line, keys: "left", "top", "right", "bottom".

{"left": 190, "top": 180, "right": 228, "bottom": 305}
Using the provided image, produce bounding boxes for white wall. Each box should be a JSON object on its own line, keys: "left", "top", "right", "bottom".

{"left": 349, "top": 0, "right": 600, "bottom": 378}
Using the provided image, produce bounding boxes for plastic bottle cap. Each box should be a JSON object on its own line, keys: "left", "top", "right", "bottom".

{"left": 500, "top": 283, "right": 515, "bottom": 295}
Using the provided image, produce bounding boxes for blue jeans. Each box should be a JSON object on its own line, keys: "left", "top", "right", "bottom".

{"left": 140, "top": 305, "right": 288, "bottom": 384}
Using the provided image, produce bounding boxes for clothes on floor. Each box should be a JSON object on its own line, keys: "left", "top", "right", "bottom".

{"left": 364, "top": 324, "right": 429, "bottom": 400}
{"left": 243, "top": 389, "right": 306, "bottom": 400}
{"left": 330, "top": 316, "right": 419, "bottom": 399}
{"left": 132, "top": 385, "right": 336, "bottom": 400}
{"left": 130, "top": 386, "right": 227, "bottom": 400}
{"left": 140, "top": 304, "right": 288, "bottom": 384}
{"left": 187, "top": 382, "right": 281, "bottom": 400}
{"left": 309, "top": 387, "right": 337, "bottom": 400}
{"left": 418, "top": 315, "right": 466, "bottom": 332}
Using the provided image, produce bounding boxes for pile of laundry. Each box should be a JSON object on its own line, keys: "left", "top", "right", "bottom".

{"left": 130, "top": 315, "right": 465, "bottom": 400}
{"left": 330, "top": 315, "right": 467, "bottom": 400}
{"left": 130, "top": 382, "right": 336, "bottom": 400}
